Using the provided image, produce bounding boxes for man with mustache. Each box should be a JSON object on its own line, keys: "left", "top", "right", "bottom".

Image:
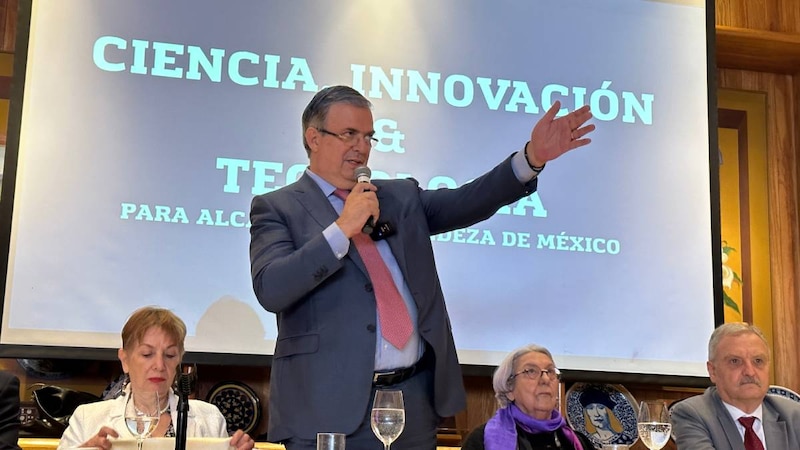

{"left": 671, "top": 322, "right": 800, "bottom": 449}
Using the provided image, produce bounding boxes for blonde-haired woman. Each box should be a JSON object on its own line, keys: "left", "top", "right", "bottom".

{"left": 58, "top": 306, "right": 255, "bottom": 450}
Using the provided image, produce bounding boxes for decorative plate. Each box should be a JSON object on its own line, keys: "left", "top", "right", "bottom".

{"left": 17, "top": 358, "right": 89, "bottom": 380}
{"left": 767, "top": 385, "right": 800, "bottom": 403}
{"left": 565, "top": 383, "right": 640, "bottom": 449}
{"left": 206, "top": 381, "right": 261, "bottom": 435}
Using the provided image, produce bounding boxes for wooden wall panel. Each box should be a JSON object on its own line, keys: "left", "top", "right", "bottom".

{"left": 776, "top": 0, "right": 800, "bottom": 34}
{"left": 715, "top": 0, "right": 768, "bottom": 30}
{"left": 772, "top": 0, "right": 800, "bottom": 33}
{"left": 716, "top": 0, "right": 800, "bottom": 33}
{"left": 0, "top": 0, "right": 16, "bottom": 53}
{"left": 717, "top": 69, "right": 800, "bottom": 391}
{"left": 795, "top": 74, "right": 800, "bottom": 185}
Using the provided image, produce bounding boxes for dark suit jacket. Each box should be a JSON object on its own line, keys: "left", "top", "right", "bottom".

{"left": 250, "top": 155, "right": 536, "bottom": 441}
{"left": 0, "top": 372, "right": 20, "bottom": 450}
{"left": 671, "top": 386, "right": 800, "bottom": 450}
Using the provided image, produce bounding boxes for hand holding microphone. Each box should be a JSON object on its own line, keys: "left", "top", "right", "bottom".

{"left": 335, "top": 166, "right": 379, "bottom": 237}
{"left": 354, "top": 166, "right": 375, "bottom": 234}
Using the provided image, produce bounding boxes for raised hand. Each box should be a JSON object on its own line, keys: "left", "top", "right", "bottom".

{"left": 526, "top": 100, "right": 595, "bottom": 167}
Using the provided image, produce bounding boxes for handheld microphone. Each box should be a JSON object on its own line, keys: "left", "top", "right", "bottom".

{"left": 175, "top": 365, "right": 195, "bottom": 450}
{"left": 354, "top": 166, "right": 374, "bottom": 234}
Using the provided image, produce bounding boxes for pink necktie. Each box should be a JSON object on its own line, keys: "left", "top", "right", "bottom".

{"left": 738, "top": 416, "right": 765, "bottom": 450}
{"left": 334, "top": 189, "right": 413, "bottom": 349}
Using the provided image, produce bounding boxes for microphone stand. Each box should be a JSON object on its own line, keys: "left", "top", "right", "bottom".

{"left": 175, "top": 372, "right": 193, "bottom": 450}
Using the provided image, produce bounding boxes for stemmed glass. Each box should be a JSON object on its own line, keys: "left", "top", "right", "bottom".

{"left": 125, "top": 390, "right": 161, "bottom": 450}
{"left": 636, "top": 400, "right": 671, "bottom": 450}
{"left": 370, "top": 390, "right": 405, "bottom": 450}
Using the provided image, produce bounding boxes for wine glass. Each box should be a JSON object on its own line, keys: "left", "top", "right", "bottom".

{"left": 370, "top": 390, "right": 405, "bottom": 450}
{"left": 636, "top": 400, "right": 671, "bottom": 450}
{"left": 125, "top": 390, "right": 161, "bottom": 450}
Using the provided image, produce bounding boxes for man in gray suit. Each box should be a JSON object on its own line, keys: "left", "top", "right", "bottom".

{"left": 249, "top": 85, "right": 594, "bottom": 450}
{"left": 672, "top": 322, "right": 800, "bottom": 449}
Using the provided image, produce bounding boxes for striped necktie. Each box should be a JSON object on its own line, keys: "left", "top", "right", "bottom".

{"left": 334, "top": 189, "right": 413, "bottom": 348}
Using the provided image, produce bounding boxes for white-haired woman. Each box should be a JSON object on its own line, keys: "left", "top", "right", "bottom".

{"left": 462, "top": 344, "right": 593, "bottom": 450}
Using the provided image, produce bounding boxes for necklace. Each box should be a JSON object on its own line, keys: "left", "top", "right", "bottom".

{"left": 134, "top": 401, "right": 170, "bottom": 416}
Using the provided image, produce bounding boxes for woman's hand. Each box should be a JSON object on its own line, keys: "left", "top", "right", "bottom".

{"left": 81, "top": 426, "right": 119, "bottom": 450}
{"left": 229, "top": 429, "right": 255, "bottom": 450}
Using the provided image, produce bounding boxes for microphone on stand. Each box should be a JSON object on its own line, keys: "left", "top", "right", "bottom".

{"left": 354, "top": 166, "right": 374, "bottom": 234}
{"left": 175, "top": 365, "right": 196, "bottom": 450}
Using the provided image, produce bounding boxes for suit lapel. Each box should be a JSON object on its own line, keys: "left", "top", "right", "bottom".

{"left": 762, "top": 399, "right": 789, "bottom": 448}
{"left": 292, "top": 173, "right": 338, "bottom": 229}
{"left": 293, "top": 173, "right": 370, "bottom": 277}
{"left": 375, "top": 186, "right": 409, "bottom": 278}
{"left": 710, "top": 388, "right": 747, "bottom": 450}
{"left": 716, "top": 413, "right": 745, "bottom": 450}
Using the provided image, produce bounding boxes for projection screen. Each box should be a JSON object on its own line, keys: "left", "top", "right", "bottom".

{"left": 0, "top": 0, "right": 720, "bottom": 379}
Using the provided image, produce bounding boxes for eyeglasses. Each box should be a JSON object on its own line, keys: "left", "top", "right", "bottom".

{"left": 509, "top": 366, "right": 562, "bottom": 382}
{"left": 317, "top": 127, "right": 378, "bottom": 148}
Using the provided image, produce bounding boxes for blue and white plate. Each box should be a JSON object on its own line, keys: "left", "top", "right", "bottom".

{"left": 565, "top": 383, "right": 640, "bottom": 449}
{"left": 767, "top": 385, "right": 800, "bottom": 403}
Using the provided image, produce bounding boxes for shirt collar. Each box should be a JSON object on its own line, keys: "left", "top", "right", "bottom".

{"left": 722, "top": 400, "right": 764, "bottom": 425}
{"left": 305, "top": 168, "right": 336, "bottom": 197}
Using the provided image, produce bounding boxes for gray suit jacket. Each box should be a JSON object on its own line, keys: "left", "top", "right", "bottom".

{"left": 249, "top": 154, "right": 536, "bottom": 442}
{"left": 671, "top": 386, "right": 800, "bottom": 449}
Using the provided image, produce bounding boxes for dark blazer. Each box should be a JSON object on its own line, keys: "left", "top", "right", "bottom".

{"left": 671, "top": 386, "right": 800, "bottom": 450}
{"left": 250, "top": 155, "right": 536, "bottom": 442}
{"left": 0, "top": 372, "right": 20, "bottom": 450}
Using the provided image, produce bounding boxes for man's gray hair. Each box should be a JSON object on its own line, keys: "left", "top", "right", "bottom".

{"left": 492, "top": 343, "right": 554, "bottom": 408}
{"left": 301, "top": 85, "right": 372, "bottom": 156}
{"left": 708, "top": 322, "right": 769, "bottom": 361}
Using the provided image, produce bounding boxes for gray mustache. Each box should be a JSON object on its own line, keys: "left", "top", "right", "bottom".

{"left": 740, "top": 377, "right": 761, "bottom": 386}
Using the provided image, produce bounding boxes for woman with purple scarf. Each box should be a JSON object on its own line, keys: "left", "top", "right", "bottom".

{"left": 462, "top": 344, "right": 594, "bottom": 450}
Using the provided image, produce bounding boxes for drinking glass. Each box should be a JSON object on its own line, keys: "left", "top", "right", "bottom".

{"left": 370, "top": 390, "right": 405, "bottom": 450}
{"left": 636, "top": 400, "right": 671, "bottom": 450}
{"left": 316, "top": 432, "right": 345, "bottom": 450}
{"left": 124, "top": 390, "right": 161, "bottom": 450}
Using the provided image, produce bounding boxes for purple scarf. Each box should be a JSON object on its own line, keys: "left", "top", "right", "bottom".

{"left": 484, "top": 404, "right": 583, "bottom": 450}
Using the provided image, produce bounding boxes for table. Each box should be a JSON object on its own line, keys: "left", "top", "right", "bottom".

{"left": 20, "top": 438, "right": 461, "bottom": 450}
